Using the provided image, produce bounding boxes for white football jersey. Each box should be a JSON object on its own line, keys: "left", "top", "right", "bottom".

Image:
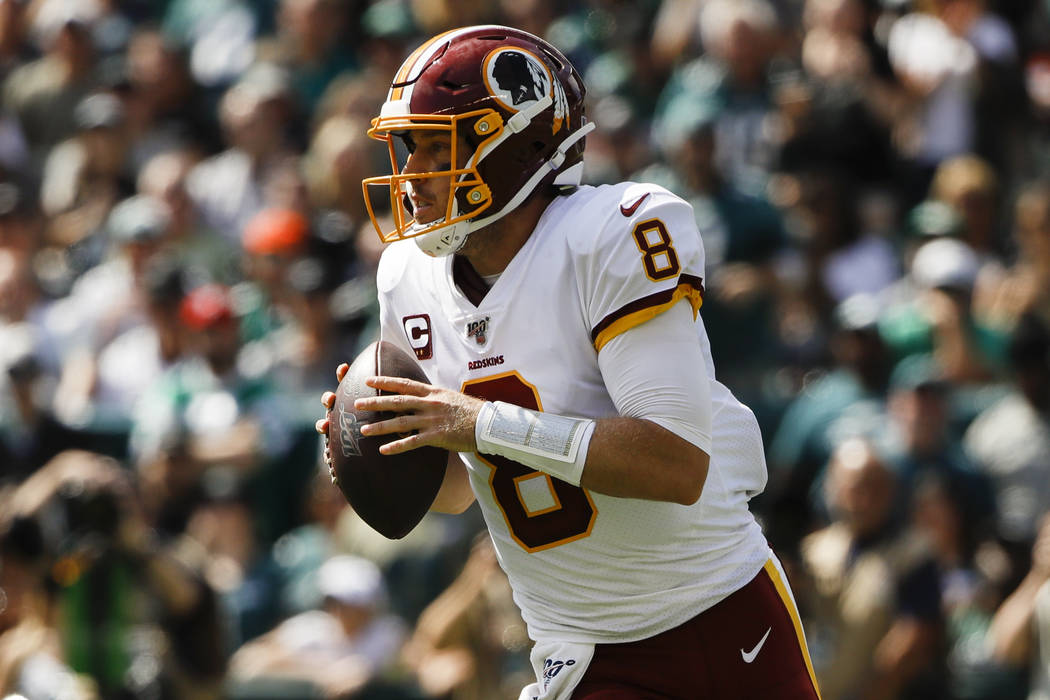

{"left": 376, "top": 182, "right": 771, "bottom": 644}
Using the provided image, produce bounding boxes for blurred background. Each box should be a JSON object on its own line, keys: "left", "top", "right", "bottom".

{"left": 1, "top": 0, "right": 1049, "bottom": 698}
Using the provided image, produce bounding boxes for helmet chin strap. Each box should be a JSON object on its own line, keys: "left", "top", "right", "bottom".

{"left": 412, "top": 218, "right": 470, "bottom": 257}
{"left": 413, "top": 96, "right": 596, "bottom": 257}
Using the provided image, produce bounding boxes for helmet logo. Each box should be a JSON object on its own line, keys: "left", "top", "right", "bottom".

{"left": 483, "top": 47, "right": 567, "bottom": 133}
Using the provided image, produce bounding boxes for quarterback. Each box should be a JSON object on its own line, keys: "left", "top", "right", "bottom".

{"left": 318, "top": 25, "right": 820, "bottom": 700}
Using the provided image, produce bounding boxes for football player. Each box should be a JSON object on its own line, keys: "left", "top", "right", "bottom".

{"left": 317, "top": 25, "right": 821, "bottom": 700}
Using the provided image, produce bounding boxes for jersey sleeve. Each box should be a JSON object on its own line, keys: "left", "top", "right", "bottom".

{"left": 574, "top": 186, "right": 706, "bottom": 352}
{"left": 598, "top": 300, "right": 712, "bottom": 452}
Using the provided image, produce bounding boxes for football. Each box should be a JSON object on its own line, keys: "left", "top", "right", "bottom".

{"left": 328, "top": 341, "right": 448, "bottom": 539}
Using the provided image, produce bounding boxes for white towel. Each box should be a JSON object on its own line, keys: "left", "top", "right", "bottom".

{"left": 518, "top": 640, "right": 596, "bottom": 700}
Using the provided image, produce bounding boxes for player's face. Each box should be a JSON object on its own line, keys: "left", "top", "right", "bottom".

{"left": 400, "top": 130, "right": 466, "bottom": 225}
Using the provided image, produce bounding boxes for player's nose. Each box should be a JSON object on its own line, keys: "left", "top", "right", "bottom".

{"left": 402, "top": 150, "right": 428, "bottom": 181}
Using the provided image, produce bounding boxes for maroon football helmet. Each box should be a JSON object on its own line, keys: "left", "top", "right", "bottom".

{"left": 362, "top": 25, "right": 594, "bottom": 256}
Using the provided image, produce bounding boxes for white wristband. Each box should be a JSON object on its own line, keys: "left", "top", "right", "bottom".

{"left": 474, "top": 401, "right": 596, "bottom": 486}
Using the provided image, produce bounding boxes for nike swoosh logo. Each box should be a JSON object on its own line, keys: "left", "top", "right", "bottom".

{"left": 619, "top": 193, "right": 649, "bottom": 217}
{"left": 740, "top": 627, "right": 771, "bottom": 663}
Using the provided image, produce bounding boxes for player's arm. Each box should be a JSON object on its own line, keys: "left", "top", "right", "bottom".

{"left": 430, "top": 453, "right": 475, "bottom": 513}
{"left": 580, "top": 420, "right": 708, "bottom": 504}
{"left": 580, "top": 297, "right": 711, "bottom": 504}
{"left": 355, "top": 299, "right": 712, "bottom": 505}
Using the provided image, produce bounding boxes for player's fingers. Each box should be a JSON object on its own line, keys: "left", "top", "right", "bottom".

{"left": 359, "top": 413, "right": 423, "bottom": 437}
{"left": 377, "top": 431, "right": 428, "bottom": 455}
{"left": 335, "top": 363, "right": 349, "bottom": 382}
{"left": 321, "top": 391, "right": 337, "bottom": 409}
{"left": 366, "top": 375, "right": 431, "bottom": 396}
{"left": 315, "top": 418, "right": 329, "bottom": 435}
{"left": 354, "top": 393, "right": 426, "bottom": 413}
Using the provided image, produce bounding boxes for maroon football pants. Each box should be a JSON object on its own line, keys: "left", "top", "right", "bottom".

{"left": 571, "top": 559, "right": 821, "bottom": 699}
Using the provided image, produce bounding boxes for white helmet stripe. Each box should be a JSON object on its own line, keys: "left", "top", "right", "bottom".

{"left": 395, "top": 24, "right": 510, "bottom": 105}
{"left": 379, "top": 99, "right": 410, "bottom": 119}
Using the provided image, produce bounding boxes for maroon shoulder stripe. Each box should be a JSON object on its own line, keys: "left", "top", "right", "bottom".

{"left": 589, "top": 274, "right": 704, "bottom": 344}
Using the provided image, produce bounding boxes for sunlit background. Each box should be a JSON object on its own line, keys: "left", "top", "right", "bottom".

{"left": 1, "top": 1, "right": 1049, "bottom": 699}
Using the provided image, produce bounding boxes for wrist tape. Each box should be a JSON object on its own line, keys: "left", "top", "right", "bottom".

{"left": 474, "top": 401, "right": 595, "bottom": 486}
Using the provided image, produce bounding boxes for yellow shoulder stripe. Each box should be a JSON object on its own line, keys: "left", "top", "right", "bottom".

{"left": 592, "top": 282, "right": 702, "bottom": 352}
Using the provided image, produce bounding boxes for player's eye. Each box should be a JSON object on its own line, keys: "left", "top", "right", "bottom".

{"left": 428, "top": 140, "right": 451, "bottom": 158}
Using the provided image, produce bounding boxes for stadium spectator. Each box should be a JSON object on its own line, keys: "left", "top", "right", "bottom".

{"left": 40, "top": 91, "right": 133, "bottom": 247}
{"left": 3, "top": 450, "right": 227, "bottom": 698}
{"left": 51, "top": 194, "right": 173, "bottom": 426}
{"left": 402, "top": 536, "right": 530, "bottom": 700}
{"left": 236, "top": 206, "right": 309, "bottom": 343}
{"left": 129, "top": 283, "right": 295, "bottom": 540}
{"left": 886, "top": 5, "right": 978, "bottom": 191}
{"left": 3, "top": 7, "right": 99, "bottom": 169}
{"left": 798, "top": 437, "right": 944, "bottom": 700}
{"left": 0, "top": 323, "right": 92, "bottom": 483}
{"left": 910, "top": 473, "right": 1027, "bottom": 700}
{"left": 879, "top": 236, "right": 1007, "bottom": 382}
{"left": 976, "top": 178, "right": 1050, "bottom": 329}
{"left": 964, "top": 314, "right": 1050, "bottom": 585}
{"left": 137, "top": 148, "right": 242, "bottom": 286}
{"left": 2, "top": 1, "right": 1050, "bottom": 695}
{"left": 228, "top": 554, "right": 409, "bottom": 698}
{"left": 988, "top": 513, "right": 1050, "bottom": 699}
{"left": 928, "top": 154, "right": 1004, "bottom": 260}
{"left": 186, "top": 65, "right": 297, "bottom": 242}
{"left": 254, "top": 0, "right": 358, "bottom": 117}
{"left": 880, "top": 353, "right": 995, "bottom": 523}
{"left": 765, "top": 294, "right": 891, "bottom": 551}
{"left": 0, "top": 513, "right": 92, "bottom": 699}
{"left": 656, "top": 0, "right": 782, "bottom": 188}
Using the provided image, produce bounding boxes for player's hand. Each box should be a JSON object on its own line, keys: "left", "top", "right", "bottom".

{"left": 354, "top": 376, "right": 485, "bottom": 455}
{"left": 315, "top": 363, "right": 349, "bottom": 484}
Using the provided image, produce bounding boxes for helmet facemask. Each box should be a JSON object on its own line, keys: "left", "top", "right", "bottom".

{"left": 363, "top": 109, "right": 508, "bottom": 257}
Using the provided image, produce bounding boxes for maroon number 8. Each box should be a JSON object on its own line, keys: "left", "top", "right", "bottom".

{"left": 463, "top": 371, "right": 597, "bottom": 552}
{"left": 632, "top": 218, "right": 680, "bottom": 281}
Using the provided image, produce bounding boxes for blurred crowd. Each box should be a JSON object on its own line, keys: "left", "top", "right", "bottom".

{"left": 0, "top": 0, "right": 1049, "bottom": 698}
